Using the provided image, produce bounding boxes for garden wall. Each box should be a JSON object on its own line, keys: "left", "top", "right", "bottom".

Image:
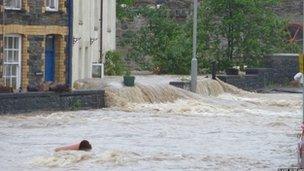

{"left": 264, "top": 53, "right": 299, "bottom": 85}
{"left": 0, "top": 90, "right": 105, "bottom": 114}
{"left": 217, "top": 54, "right": 299, "bottom": 91}
{"left": 217, "top": 75, "right": 270, "bottom": 91}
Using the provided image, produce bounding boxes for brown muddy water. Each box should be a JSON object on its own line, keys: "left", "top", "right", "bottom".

{"left": 0, "top": 76, "right": 302, "bottom": 170}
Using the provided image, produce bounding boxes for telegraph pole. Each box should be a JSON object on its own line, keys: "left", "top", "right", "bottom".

{"left": 302, "top": 0, "right": 304, "bottom": 122}
{"left": 191, "top": 0, "right": 198, "bottom": 92}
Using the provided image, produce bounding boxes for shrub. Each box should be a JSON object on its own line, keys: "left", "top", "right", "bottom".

{"left": 105, "top": 51, "right": 126, "bottom": 76}
{"left": 128, "top": 7, "right": 192, "bottom": 74}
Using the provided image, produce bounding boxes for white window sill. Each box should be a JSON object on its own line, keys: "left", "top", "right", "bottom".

{"left": 4, "top": 7, "right": 21, "bottom": 10}
{"left": 4, "top": 62, "right": 20, "bottom": 65}
{"left": 46, "top": 7, "right": 58, "bottom": 12}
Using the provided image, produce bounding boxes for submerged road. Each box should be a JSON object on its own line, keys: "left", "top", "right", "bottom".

{"left": 0, "top": 76, "right": 302, "bottom": 170}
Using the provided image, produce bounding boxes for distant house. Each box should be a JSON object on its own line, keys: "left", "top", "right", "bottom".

{"left": 0, "top": 0, "right": 69, "bottom": 91}
{"left": 72, "top": 0, "right": 116, "bottom": 85}
{"left": 0, "top": 0, "right": 117, "bottom": 91}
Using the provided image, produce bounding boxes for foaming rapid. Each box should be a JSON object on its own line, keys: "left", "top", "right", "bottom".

{"left": 74, "top": 76, "right": 299, "bottom": 110}
{"left": 31, "top": 151, "right": 92, "bottom": 167}
{"left": 75, "top": 76, "right": 247, "bottom": 107}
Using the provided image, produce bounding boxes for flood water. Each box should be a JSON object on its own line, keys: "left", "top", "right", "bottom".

{"left": 0, "top": 76, "right": 302, "bottom": 170}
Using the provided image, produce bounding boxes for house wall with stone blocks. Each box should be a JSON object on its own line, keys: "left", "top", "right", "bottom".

{"left": 0, "top": 0, "right": 68, "bottom": 91}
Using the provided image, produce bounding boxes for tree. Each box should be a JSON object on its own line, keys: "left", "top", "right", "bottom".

{"left": 127, "top": 7, "right": 193, "bottom": 74}
{"left": 198, "top": 0, "right": 293, "bottom": 69}
{"left": 121, "top": 0, "right": 297, "bottom": 74}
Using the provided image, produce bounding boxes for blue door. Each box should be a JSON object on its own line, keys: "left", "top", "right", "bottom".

{"left": 45, "top": 36, "right": 55, "bottom": 81}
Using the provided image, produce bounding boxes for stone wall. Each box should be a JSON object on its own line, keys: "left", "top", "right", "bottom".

{"left": 28, "top": 35, "right": 45, "bottom": 86}
{"left": 0, "top": 90, "right": 105, "bottom": 114}
{"left": 0, "top": 0, "right": 68, "bottom": 25}
{"left": 264, "top": 54, "right": 299, "bottom": 84}
{"left": 218, "top": 74, "right": 272, "bottom": 91}
{"left": 273, "top": 0, "right": 302, "bottom": 23}
{"left": 217, "top": 54, "right": 299, "bottom": 91}
{"left": 169, "top": 81, "right": 191, "bottom": 91}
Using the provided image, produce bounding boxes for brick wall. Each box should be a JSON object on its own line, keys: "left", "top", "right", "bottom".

{"left": 0, "top": 34, "right": 3, "bottom": 84}
{"left": 55, "top": 35, "right": 67, "bottom": 83}
{"left": 21, "top": 35, "right": 30, "bottom": 89}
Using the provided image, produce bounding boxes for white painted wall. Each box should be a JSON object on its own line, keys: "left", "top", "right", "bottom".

{"left": 101, "top": 0, "right": 116, "bottom": 78}
{"left": 102, "top": 0, "right": 116, "bottom": 56}
{"left": 72, "top": 0, "right": 116, "bottom": 85}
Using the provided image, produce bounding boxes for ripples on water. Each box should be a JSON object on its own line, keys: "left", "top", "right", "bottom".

{"left": 0, "top": 76, "right": 302, "bottom": 170}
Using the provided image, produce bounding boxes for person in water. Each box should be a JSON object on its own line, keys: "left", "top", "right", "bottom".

{"left": 294, "top": 73, "right": 304, "bottom": 168}
{"left": 294, "top": 72, "right": 303, "bottom": 84}
{"left": 55, "top": 140, "right": 92, "bottom": 152}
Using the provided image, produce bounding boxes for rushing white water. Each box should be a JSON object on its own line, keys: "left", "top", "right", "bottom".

{"left": 0, "top": 76, "right": 302, "bottom": 170}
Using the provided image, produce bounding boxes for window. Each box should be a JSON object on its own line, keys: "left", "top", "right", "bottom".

{"left": 4, "top": 0, "right": 21, "bottom": 10}
{"left": 3, "top": 35, "right": 22, "bottom": 89}
{"left": 84, "top": 47, "right": 89, "bottom": 78}
{"left": 78, "top": 47, "right": 82, "bottom": 79}
{"left": 46, "top": 0, "right": 58, "bottom": 11}
{"left": 92, "top": 63, "right": 103, "bottom": 78}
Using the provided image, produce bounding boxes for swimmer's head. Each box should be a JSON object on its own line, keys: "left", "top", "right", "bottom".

{"left": 79, "top": 140, "right": 92, "bottom": 151}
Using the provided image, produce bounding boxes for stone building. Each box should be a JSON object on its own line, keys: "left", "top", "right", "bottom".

{"left": 0, "top": 0, "right": 69, "bottom": 91}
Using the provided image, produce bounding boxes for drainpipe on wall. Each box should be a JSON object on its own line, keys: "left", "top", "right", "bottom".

{"left": 100, "top": 0, "right": 103, "bottom": 78}
{"left": 67, "top": 0, "right": 73, "bottom": 87}
{"left": 2, "top": 0, "right": 5, "bottom": 82}
{"left": 2, "top": 0, "right": 4, "bottom": 35}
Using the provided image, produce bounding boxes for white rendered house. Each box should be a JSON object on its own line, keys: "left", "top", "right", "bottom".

{"left": 72, "top": 0, "right": 116, "bottom": 85}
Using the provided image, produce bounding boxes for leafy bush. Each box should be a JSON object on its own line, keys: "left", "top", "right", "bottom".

{"left": 105, "top": 51, "right": 126, "bottom": 76}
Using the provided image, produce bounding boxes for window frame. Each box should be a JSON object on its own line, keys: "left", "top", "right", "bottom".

{"left": 45, "top": 0, "right": 59, "bottom": 12}
{"left": 4, "top": 0, "right": 22, "bottom": 10}
{"left": 3, "top": 34, "right": 22, "bottom": 89}
{"left": 92, "top": 63, "right": 103, "bottom": 78}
